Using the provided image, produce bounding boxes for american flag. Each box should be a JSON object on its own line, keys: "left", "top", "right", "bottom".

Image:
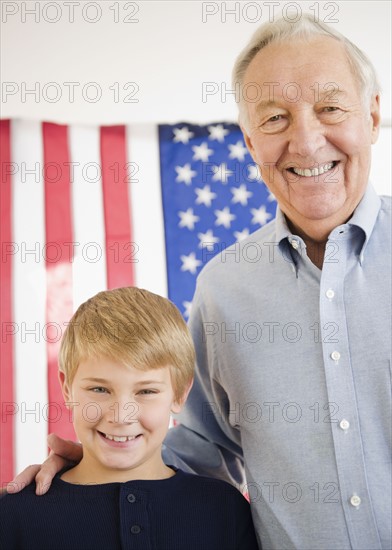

{"left": 0, "top": 119, "right": 276, "bottom": 485}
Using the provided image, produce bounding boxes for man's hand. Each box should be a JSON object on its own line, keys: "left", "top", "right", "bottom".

{"left": 6, "top": 434, "right": 83, "bottom": 495}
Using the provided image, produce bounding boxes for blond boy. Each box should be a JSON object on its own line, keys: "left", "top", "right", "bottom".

{"left": 1, "top": 287, "right": 258, "bottom": 549}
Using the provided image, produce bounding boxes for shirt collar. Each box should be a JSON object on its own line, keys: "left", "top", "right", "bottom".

{"left": 346, "top": 183, "right": 381, "bottom": 261}
{"left": 274, "top": 183, "right": 381, "bottom": 268}
{"left": 275, "top": 206, "right": 292, "bottom": 244}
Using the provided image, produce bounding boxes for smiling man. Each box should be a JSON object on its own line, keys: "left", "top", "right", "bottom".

{"left": 240, "top": 33, "right": 380, "bottom": 267}
{"left": 8, "top": 14, "right": 392, "bottom": 550}
{"left": 164, "top": 15, "right": 391, "bottom": 550}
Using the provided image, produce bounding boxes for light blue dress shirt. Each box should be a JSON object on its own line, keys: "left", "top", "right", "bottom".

{"left": 164, "top": 184, "right": 391, "bottom": 549}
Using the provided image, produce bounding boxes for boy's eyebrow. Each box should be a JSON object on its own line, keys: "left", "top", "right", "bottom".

{"left": 82, "top": 377, "right": 109, "bottom": 383}
{"left": 81, "top": 377, "right": 167, "bottom": 385}
{"left": 134, "top": 380, "right": 167, "bottom": 386}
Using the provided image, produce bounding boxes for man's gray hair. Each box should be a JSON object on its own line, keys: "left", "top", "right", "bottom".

{"left": 233, "top": 13, "right": 381, "bottom": 131}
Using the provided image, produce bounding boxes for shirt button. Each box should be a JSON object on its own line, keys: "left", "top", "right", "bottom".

{"left": 291, "top": 240, "right": 299, "bottom": 250}
{"left": 339, "top": 419, "right": 350, "bottom": 430}
{"left": 350, "top": 495, "right": 361, "bottom": 507}
{"left": 331, "top": 351, "right": 341, "bottom": 362}
{"left": 127, "top": 493, "right": 136, "bottom": 503}
{"left": 130, "top": 525, "right": 141, "bottom": 534}
{"left": 326, "top": 289, "right": 335, "bottom": 299}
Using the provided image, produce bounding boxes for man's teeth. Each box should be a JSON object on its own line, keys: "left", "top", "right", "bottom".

{"left": 103, "top": 433, "right": 137, "bottom": 442}
{"left": 292, "top": 162, "right": 334, "bottom": 177}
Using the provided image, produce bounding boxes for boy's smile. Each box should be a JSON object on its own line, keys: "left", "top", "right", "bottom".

{"left": 59, "top": 358, "right": 184, "bottom": 484}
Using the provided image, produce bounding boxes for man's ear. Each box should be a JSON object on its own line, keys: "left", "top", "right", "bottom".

{"left": 58, "top": 371, "right": 72, "bottom": 404}
{"left": 370, "top": 94, "right": 381, "bottom": 144}
{"left": 171, "top": 378, "right": 194, "bottom": 415}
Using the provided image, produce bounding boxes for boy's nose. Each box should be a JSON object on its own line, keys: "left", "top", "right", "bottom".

{"left": 107, "top": 400, "right": 139, "bottom": 424}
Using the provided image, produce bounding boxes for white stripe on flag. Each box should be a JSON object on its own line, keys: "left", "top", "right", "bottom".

{"left": 12, "top": 119, "right": 48, "bottom": 471}
{"left": 126, "top": 124, "right": 167, "bottom": 297}
{"left": 69, "top": 125, "right": 107, "bottom": 310}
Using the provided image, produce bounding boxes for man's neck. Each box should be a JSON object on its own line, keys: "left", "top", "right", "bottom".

{"left": 286, "top": 220, "right": 333, "bottom": 270}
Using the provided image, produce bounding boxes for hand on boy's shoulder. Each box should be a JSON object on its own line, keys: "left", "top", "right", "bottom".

{"left": 6, "top": 435, "right": 82, "bottom": 496}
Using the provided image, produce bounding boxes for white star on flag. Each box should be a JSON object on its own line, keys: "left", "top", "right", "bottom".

{"left": 248, "top": 164, "right": 263, "bottom": 181}
{"left": 234, "top": 228, "right": 251, "bottom": 241}
{"left": 208, "top": 124, "right": 229, "bottom": 142}
{"left": 175, "top": 163, "right": 197, "bottom": 185}
{"left": 180, "top": 252, "right": 202, "bottom": 274}
{"left": 215, "top": 207, "right": 236, "bottom": 229}
{"left": 192, "top": 142, "right": 214, "bottom": 162}
{"left": 173, "top": 126, "right": 194, "bottom": 144}
{"left": 231, "top": 184, "right": 253, "bottom": 206}
{"left": 178, "top": 208, "right": 200, "bottom": 230}
{"left": 251, "top": 205, "right": 272, "bottom": 226}
{"left": 182, "top": 301, "right": 193, "bottom": 318}
{"left": 197, "top": 229, "right": 220, "bottom": 250}
{"left": 195, "top": 185, "right": 217, "bottom": 207}
{"left": 228, "top": 141, "right": 248, "bottom": 162}
{"left": 212, "top": 163, "right": 233, "bottom": 184}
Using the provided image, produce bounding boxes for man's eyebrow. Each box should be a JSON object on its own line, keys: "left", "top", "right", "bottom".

{"left": 254, "top": 100, "right": 280, "bottom": 113}
{"left": 315, "top": 87, "right": 347, "bottom": 101}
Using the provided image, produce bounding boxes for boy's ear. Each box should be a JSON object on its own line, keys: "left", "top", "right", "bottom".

{"left": 171, "top": 378, "right": 194, "bottom": 415}
{"left": 58, "top": 371, "right": 72, "bottom": 403}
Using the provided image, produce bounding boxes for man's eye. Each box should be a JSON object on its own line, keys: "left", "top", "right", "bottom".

{"left": 267, "top": 115, "right": 283, "bottom": 122}
{"left": 323, "top": 106, "right": 340, "bottom": 112}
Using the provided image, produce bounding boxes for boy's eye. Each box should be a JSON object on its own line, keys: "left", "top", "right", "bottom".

{"left": 90, "top": 387, "right": 109, "bottom": 394}
{"left": 138, "top": 389, "right": 158, "bottom": 395}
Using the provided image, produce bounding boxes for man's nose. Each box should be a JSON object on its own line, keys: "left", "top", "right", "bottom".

{"left": 287, "top": 113, "right": 326, "bottom": 157}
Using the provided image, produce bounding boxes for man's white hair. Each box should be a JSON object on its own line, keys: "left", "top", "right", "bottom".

{"left": 232, "top": 13, "right": 381, "bottom": 131}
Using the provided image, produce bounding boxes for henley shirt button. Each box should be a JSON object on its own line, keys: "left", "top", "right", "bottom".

{"left": 127, "top": 493, "right": 136, "bottom": 503}
{"left": 326, "top": 289, "right": 335, "bottom": 299}
{"left": 339, "top": 419, "right": 350, "bottom": 431}
{"left": 331, "top": 351, "right": 341, "bottom": 362}
{"left": 350, "top": 495, "right": 361, "bottom": 507}
{"left": 130, "top": 525, "right": 141, "bottom": 534}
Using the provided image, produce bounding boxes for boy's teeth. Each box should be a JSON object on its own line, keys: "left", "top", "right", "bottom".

{"left": 103, "top": 433, "right": 136, "bottom": 442}
{"left": 292, "top": 162, "right": 334, "bottom": 177}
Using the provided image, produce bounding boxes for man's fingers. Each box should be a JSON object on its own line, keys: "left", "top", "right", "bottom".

{"left": 4, "top": 436, "right": 82, "bottom": 496}
{"left": 34, "top": 452, "right": 69, "bottom": 495}
{"left": 47, "top": 433, "right": 83, "bottom": 462}
{"left": 6, "top": 464, "right": 41, "bottom": 493}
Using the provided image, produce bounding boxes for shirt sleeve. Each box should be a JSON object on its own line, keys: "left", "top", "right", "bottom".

{"left": 163, "top": 278, "right": 246, "bottom": 487}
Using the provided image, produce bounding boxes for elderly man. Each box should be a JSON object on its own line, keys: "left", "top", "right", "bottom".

{"left": 9, "top": 14, "right": 391, "bottom": 550}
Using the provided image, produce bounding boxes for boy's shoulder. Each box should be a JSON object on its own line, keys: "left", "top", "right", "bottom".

{"left": 170, "top": 468, "right": 248, "bottom": 504}
{"left": 0, "top": 473, "right": 68, "bottom": 510}
{"left": 1, "top": 479, "right": 38, "bottom": 502}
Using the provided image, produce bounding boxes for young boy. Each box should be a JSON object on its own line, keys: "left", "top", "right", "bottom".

{"left": 1, "top": 287, "right": 259, "bottom": 549}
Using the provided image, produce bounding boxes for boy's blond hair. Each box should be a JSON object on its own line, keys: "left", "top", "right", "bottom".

{"left": 59, "top": 287, "right": 195, "bottom": 401}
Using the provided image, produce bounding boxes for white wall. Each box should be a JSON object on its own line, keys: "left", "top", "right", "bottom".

{"left": 1, "top": 0, "right": 391, "bottom": 195}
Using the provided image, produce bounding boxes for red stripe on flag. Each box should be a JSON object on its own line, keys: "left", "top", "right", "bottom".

{"left": 100, "top": 126, "right": 135, "bottom": 289}
{"left": 0, "top": 120, "right": 15, "bottom": 484}
{"left": 42, "top": 122, "right": 75, "bottom": 439}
